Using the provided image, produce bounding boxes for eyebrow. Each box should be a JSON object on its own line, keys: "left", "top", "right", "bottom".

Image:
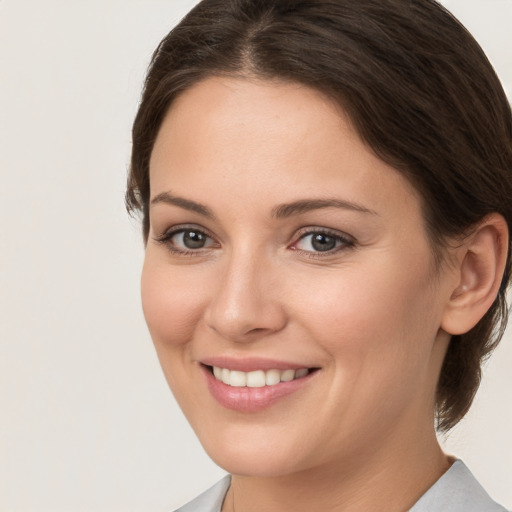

{"left": 150, "top": 192, "right": 377, "bottom": 219}
{"left": 150, "top": 191, "right": 215, "bottom": 219}
{"left": 271, "top": 198, "right": 378, "bottom": 218}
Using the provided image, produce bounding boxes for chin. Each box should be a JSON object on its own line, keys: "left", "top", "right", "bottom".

{"left": 198, "top": 431, "right": 311, "bottom": 478}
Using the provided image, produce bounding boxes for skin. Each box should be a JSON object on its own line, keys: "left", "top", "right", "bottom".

{"left": 142, "top": 76, "right": 475, "bottom": 511}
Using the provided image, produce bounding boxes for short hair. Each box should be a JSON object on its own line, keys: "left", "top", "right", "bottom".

{"left": 127, "top": 0, "right": 512, "bottom": 431}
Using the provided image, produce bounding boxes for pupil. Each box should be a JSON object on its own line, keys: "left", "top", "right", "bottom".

{"left": 183, "top": 231, "right": 206, "bottom": 249}
{"left": 311, "top": 233, "right": 336, "bottom": 252}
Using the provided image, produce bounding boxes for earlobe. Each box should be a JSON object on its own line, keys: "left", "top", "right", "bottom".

{"left": 441, "top": 214, "right": 509, "bottom": 336}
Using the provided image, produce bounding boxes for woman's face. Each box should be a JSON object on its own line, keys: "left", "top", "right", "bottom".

{"left": 142, "top": 77, "right": 456, "bottom": 477}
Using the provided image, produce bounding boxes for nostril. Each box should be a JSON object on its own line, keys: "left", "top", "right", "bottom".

{"left": 247, "top": 327, "right": 266, "bottom": 334}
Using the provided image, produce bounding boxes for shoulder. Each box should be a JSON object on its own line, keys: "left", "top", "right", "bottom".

{"left": 410, "top": 460, "right": 509, "bottom": 512}
{"left": 171, "top": 475, "right": 231, "bottom": 512}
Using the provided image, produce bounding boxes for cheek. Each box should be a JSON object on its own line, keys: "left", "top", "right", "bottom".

{"left": 140, "top": 257, "right": 208, "bottom": 348}
{"left": 292, "top": 254, "right": 439, "bottom": 378}
{"left": 293, "top": 263, "right": 440, "bottom": 437}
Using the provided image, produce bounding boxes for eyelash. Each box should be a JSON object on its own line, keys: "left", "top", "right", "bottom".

{"left": 154, "top": 225, "right": 355, "bottom": 258}
{"left": 291, "top": 228, "right": 355, "bottom": 258}
{"left": 154, "top": 225, "right": 219, "bottom": 256}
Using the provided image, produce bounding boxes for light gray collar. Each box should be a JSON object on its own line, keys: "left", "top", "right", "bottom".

{"left": 409, "top": 459, "right": 508, "bottom": 511}
{"left": 174, "top": 460, "right": 508, "bottom": 512}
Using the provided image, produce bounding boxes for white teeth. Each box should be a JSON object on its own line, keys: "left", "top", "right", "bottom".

{"left": 247, "top": 370, "right": 266, "bottom": 388}
{"left": 280, "top": 369, "right": 295, "bottom": 382}
{"left": 295, "top": 368, "right": 309, "bottom": 378}
{"left": 229, "top": 370, "right": 246, "bottom": 387}
{"left": 265, "top": 369, "right": 281, "bottom": 386}
{"left": 212, "top": 366, "right": 310, "bottom": 387}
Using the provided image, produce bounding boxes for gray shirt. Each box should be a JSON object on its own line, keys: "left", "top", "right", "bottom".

{"left": 173, "top": 460, "right": 508, "bottom": 511}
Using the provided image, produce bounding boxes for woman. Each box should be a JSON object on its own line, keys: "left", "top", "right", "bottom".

{"left": 127, "top": 0, "right": 512, "bottom": 510}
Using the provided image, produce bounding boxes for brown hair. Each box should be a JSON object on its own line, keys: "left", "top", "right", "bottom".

{"left": 127, "top": 0, "right": 512, "bottom": 431}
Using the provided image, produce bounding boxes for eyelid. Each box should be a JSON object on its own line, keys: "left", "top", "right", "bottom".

{"left": 289, "top": 227, "right": 355, "bottom": 255}
{"left": 153, "top": 224, "right": 219, "bottom": 253}
{"left": 152, "top": 224, "right": 355, "bottom": 257}
{"left": 154, "top": 223, "right": 214, "bottom": 239}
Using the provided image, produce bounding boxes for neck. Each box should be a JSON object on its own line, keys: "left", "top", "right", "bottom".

{"left": 222, "top": 425, "right": 451, "bottom": 512}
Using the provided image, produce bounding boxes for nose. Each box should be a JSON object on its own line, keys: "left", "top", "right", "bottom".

{"left": 203, "top": 250, "right": 287, "bottom": 342}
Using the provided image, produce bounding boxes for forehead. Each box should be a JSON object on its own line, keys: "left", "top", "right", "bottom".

{"left": 149, "top": 76, "right": 422, "bottom": 223}
{"left": 151, "top": 76, "right": 351, "bottom": 174}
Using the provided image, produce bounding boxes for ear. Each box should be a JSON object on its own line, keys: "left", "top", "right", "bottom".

{"left": 441, "top": 213, "right": 509, "bottom": 336}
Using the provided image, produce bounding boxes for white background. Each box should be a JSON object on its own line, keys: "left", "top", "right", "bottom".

{"left": 0, "top": 1, "right": 510, "bottom": 510}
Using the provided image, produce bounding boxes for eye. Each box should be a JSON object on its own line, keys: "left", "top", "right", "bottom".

{"left": 292, "top": 229, "right": 354, "bottom": 254}
{"left": 172, "top": 229, "right": 211, "bottom": 249}
{"left": 155, "top": 226, "right": 219, "bottom": 253}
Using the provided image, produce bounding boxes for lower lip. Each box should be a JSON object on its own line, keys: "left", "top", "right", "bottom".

{"left": 202, "top": 365, "right": 316, "bottom": 412}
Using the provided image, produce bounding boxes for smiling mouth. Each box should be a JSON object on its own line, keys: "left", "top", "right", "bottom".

{"left": 207, "top": 365, "right": 317, "bottom": 388}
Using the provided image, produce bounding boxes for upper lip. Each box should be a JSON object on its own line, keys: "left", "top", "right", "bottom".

{"left": 200, "top": 356, "right": 318, "bottom": 372}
